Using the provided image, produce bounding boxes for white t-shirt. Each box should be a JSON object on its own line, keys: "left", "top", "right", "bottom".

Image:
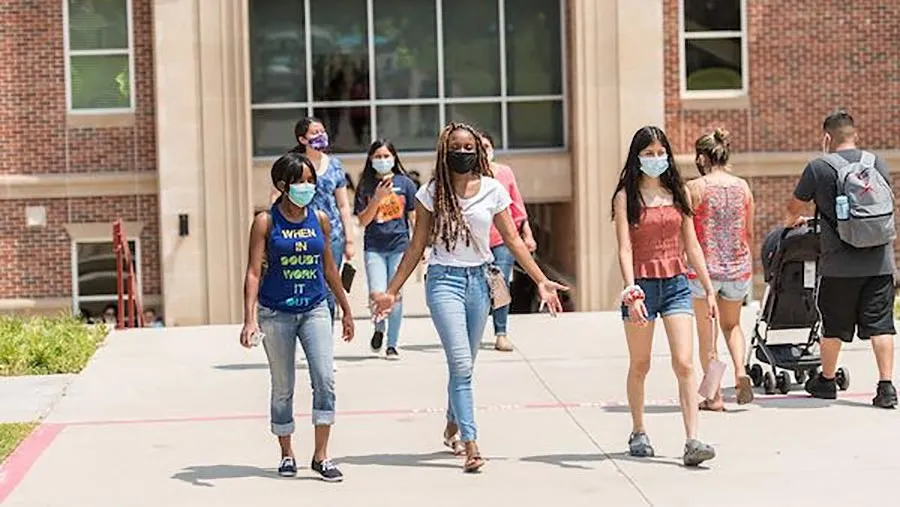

{"left": 416, "top": 176, "right": 512, "bottom": 267}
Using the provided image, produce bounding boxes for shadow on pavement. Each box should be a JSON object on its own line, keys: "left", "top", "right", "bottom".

{"left": 171, "top": 464, "right": 319, "bottom": 486}
{"left": 213, "top": 355, "right": 383, "bottom": 371}
{"left": 520, "top": 452, "right": 710, "bottom": 471}
{"left": 335, "top": 450, "right": 465, "bottom": 469}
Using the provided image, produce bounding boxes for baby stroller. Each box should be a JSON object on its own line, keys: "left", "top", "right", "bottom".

{"left": 746, "top": 219, "right": 850, "bottom": 394}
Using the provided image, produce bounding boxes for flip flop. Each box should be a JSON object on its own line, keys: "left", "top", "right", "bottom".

{"left": 463, "top": 455, "right": 485, "bottom": 473}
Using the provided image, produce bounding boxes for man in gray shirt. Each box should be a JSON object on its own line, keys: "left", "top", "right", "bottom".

{"left": 786, "top": 110, "right": 896, "bottom": 408}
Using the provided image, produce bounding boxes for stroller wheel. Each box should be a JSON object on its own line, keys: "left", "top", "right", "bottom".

{"left": 795, "top": 370, "right": 808, "bottom": 385}
{"left": 776, "top": 371, "right": 791, "bottom": 394}
{"left": 836, "top": 367, "right": 850, "bottom": 391}
{"left": 749, "top": 364, "right": 764, "bottom": 387}
{"left": 763, "top": 371, "right": 777, "bottom": 395}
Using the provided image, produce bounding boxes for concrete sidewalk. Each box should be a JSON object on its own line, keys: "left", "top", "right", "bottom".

{"left": 1, "top": 308, "right": 896, "bottom": 506}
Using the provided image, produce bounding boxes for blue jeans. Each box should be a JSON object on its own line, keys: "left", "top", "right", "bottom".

{"left": 364, "top": 250, "right": 404, "bottom": 348}
{"left": 425, "top": 264, "right": 491, "bottom": 442}
{"left": 489, "top": 244, "right": 515, "bottom": 336}
{"left": 258, "top": 300, "right": 335, "bottom": 435}
{"left": 326, "top": 237, "right": 345, "bottom": 322}
{"left": 620, "top": 274, "right": 694, "bottom": 321}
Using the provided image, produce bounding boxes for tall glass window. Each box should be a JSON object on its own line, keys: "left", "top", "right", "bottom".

{"left": 249, "top": 0, "right": 565, "bottom": 155}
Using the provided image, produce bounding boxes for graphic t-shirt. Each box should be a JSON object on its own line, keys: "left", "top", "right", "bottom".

{"left": 416, "top": 176, "right": 512, "bottom": 267}
{"left": 354, "top": 174, "right": 418, "bottom": 253}
{"left": 258, "top": 206, "right": 327, "bottom": 313}
{"left": 308, "top": 154, "right": 347, "bottom": 245}
{"left": 793, "top": 149, "right": 894, "bottom": 278}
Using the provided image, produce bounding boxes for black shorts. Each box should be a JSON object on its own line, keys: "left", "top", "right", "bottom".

{"left": 817, "top": 275, "right": 896, "bottom": 342}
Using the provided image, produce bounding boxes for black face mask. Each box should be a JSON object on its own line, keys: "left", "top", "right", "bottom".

{"left": 447, "top": 151, "right": 477, "bottom": 174}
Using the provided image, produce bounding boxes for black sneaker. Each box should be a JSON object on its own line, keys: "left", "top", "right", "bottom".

{"left": 277, "top": 456, "right": 297, "bottom": 477}
{"left": 385, "top": 347, "right": 399, "bottom": 360}
{"left": 873, "top": 381, "right": 898, "bottom": 409}
{"left": 805, "top": 373, "right": 837, "bottom": 400}
{"left": 370, "top": 331, "right": 384, "bottom": 351}
{"left": 311, "top": 458, "right": 343, "bottom": 482}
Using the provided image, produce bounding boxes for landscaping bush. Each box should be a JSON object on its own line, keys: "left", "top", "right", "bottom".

{"left": 0, "top": 314, "right": 108, "bottom": 376}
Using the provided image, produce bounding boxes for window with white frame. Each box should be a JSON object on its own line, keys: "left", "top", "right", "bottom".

{"left": 249, "top": 0, "right": 565, "bottom": 156}
{"left": 72, "top": 240, "right": 140, "bottom": 321}
{"left": 64, "top": 0, "right": 134, "bottom": 112}
{"left": 680, "top": 0, "right": 746, "bottom": 97}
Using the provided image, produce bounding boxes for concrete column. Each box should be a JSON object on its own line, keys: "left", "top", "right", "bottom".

{"left": 153, "top": 0, "right": 209, "bottom": 325}
{"left": 197, "top": 0, "right": 254, "bottom": 324}
{"left": 570, "top": 0, "right": 665, "bottom": 310}
{"left": 153, "top": 0, "right": 253, "bottom": 325}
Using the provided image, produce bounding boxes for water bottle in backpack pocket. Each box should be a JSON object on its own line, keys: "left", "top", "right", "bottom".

{"left": 824, "top": 151, "right": 896, "bottom": 248}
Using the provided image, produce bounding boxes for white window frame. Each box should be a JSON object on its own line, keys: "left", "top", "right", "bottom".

{"left": 63, "top": 0, "right": 136, "bottom": 114}
{"left": 250, "top": 0, "right": 567, "bottom": 157}
{"left": 678, "top": 0, "right": 748, "bottom": 99}
{"left": 71, "top": 238, "right": 142, "bottom": 315}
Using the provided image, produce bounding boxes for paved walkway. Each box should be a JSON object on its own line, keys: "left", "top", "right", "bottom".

{"left": 1, "top": 307, "right": 896, "bottom": 506}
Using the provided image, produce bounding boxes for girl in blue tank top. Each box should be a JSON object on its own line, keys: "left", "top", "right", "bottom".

{"left": 240, "top": 151, "right": 355, "bottom": 482}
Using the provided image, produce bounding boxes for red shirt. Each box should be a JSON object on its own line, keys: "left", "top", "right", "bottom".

{"left": 489, "top": 163, "right": 528, "bottom": 248}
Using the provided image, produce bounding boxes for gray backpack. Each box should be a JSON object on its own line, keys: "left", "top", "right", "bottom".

{"left": 823, "top": 151, "right": 896, "bottom": 248}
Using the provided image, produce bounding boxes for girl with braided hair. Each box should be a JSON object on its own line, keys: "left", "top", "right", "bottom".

{"left": 371, "top": 122, "right": 567, "bottom": 473}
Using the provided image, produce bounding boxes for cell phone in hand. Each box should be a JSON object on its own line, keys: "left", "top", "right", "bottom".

{"left": 341, "top": 263, "right": 356, "bottom": 292}
{"left": 249, "top": 330, "right": 265, "bottom": 347}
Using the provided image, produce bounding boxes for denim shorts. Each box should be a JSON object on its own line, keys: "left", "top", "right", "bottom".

{"left": 688, "top": 277, "right": 751, "bottom": 301}
{"left": 620, "top": 274, "right": 693, "bottom": 321}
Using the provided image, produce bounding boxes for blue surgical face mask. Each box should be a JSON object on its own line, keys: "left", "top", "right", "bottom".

{"left": 638, "top": 155, "right": 669, "bottom": 178}
{"left": 372, "top": 157, "right": 394, "bottom": 175}
{"left": 287, "top": 182, "right": 316, "bottom": 207}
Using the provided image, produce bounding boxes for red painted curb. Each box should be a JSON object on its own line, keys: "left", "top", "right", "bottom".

{"left": 0, "top": 423, "right": 65, "bottom": 504}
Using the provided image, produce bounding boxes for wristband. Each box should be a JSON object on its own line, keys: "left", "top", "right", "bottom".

{"left": 620, "top": 285, "right": 645, "bottom": 306}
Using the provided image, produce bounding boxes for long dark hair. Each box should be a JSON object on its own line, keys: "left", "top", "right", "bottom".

{"left": 358, "top": 139, "right": 407, "bottom": 199}
{"left": 289, "top": 116, "right": 325, "bottom": 154}
{"left": 611, "top": 126, "right": 691, "bottom": 226}
{"left": 430, "top": 122, "right": 494, "bottom": 251}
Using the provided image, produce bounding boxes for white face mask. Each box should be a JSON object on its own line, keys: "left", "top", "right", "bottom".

{"left": 486, "top": 148, "right": 494, "bottom": 162}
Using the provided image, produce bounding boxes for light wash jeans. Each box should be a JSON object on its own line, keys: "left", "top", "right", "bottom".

{"left": 425, "top": 264, "right": 491, "bottom": 442}
{"left": 489, "top": 244, "right": 515, "bottom": 336}
{"left": 326, "top": 237, "right": 345, "bottom": 322}
{"left": 258, "top": 300, "right": 335, "bottom": 435}
{"left": 364, "top": 250, "right": 404, "bottom": 348}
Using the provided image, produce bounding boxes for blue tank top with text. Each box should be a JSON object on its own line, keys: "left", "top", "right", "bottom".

{"left": 258, "top": 205, "right": 327, "bottom": 313}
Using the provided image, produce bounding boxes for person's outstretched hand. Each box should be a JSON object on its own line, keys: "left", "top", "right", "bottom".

{"left": 537, "top": 279, "right": 569, "bottom": 316}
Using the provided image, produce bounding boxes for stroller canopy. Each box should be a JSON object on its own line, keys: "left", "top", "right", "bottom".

{"left": 761, "top": 224, "right": 820, "bottom": 282}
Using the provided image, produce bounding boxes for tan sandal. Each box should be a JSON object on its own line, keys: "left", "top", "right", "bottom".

{"left": 735, "top": 376, "right": 754, "bottom": 405}
{"left": 699, "top": 399, "right": 725, "bottom": 412}
{"left": 443, "top": 434, "right": 464, "bottom": 456}
{"left": 494, "top": 335, "right": 514, "bottom": 352}
{"left": 463, "top": 455, "right": 485, "bottom": 473}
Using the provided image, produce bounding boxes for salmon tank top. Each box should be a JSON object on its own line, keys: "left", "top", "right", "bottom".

{"left": 629, "top": 206, "right": 688, "bottom": 279}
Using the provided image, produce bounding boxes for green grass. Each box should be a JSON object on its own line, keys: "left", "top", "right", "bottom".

{"left": 0, "top": 314, "right": 108, "bottom": 377}
{"left": 0, "top": 422, "right": 37, "bottom": 461}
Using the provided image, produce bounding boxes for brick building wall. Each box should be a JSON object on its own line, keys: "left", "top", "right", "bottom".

{"left": 663, "top": 0, "right": 900, "bottom": 279}
{"left": 0, "top": 1, "right": 160, "bottom": 304}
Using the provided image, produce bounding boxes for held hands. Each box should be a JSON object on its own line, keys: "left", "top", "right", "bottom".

{"left": 524, "top": 236, "right": 538, "bottom": 253}
{"left": 622, "top": 285, "right": 649, "bottom": 326}
{"left": 370, "top": 291, "right": 397, "bottom": 323}
{"left": 537, "top": 279, "right": 569, "bottom": 316}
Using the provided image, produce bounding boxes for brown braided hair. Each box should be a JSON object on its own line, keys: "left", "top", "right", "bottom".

{"left": 429, "top": 122, "right": 495, "bottom": 252}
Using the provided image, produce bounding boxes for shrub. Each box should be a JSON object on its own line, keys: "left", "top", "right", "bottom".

{"left": 0, "top": 314, "right": 109, "bottom": 376}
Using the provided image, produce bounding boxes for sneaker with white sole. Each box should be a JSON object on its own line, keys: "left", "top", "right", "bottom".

{"left": 311, "top": 458, "right": 343, "bottom": 482}
{"left": 277, "top": 456, "right": 297, "bottom": 477}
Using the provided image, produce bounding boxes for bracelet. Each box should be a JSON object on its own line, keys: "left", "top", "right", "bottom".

{"left": 620, "top": 285, "right": 645, "bottom": 306}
